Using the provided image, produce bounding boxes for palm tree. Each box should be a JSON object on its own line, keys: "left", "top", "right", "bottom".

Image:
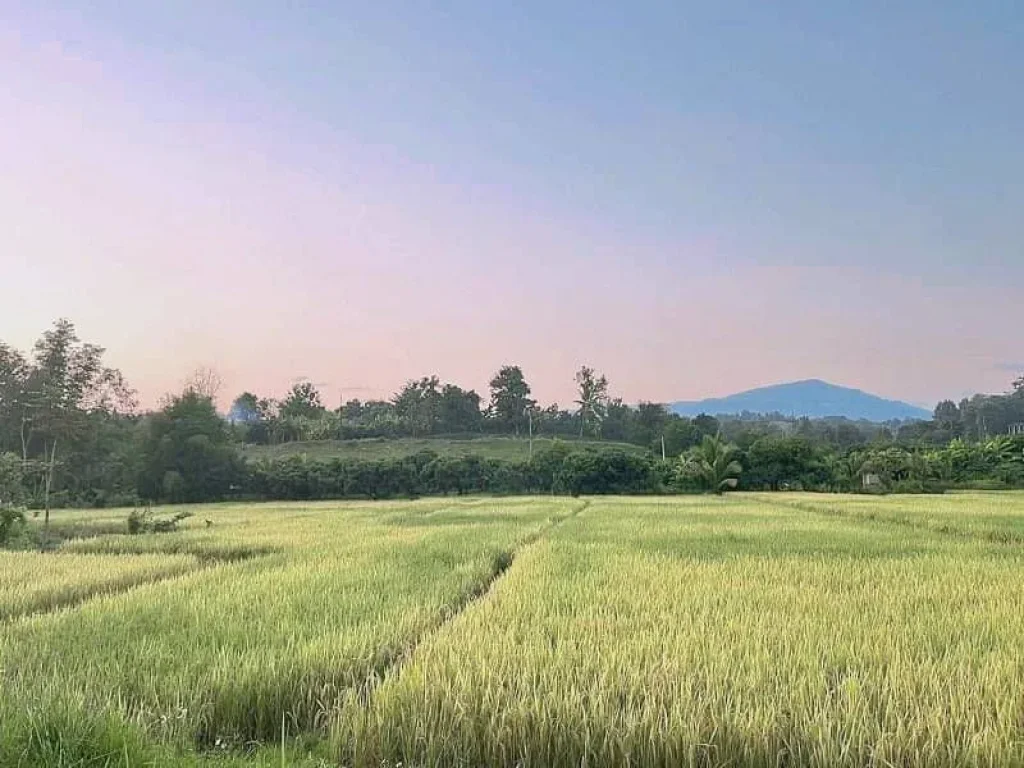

{"left": 683, "top": 434, "right": 742, "bottom": 494}
{"left": 574, "top": 366, "right": 608, "bottom": 438}
{"left": 821, "top": 451, "right": 869, "bottom": 492}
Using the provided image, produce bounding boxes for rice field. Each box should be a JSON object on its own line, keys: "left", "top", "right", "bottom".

{"left": 3, "top": 492, "right": 1024, "bottom": 766}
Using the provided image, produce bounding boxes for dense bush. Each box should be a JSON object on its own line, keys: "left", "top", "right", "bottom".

{"left": 126, "top": 433, "right": 1024, "bottom": 504}
{"left": 553, "top": 450, "right": 662, "bottom": 496}
{"left": 138, "top": 392, "right": 243, "bottom": 503}
{"left": 0, "top": 452, "right": 25, "bottom": 507}
{"left": 242, "top": 447, "right": 668, "bottom": 502}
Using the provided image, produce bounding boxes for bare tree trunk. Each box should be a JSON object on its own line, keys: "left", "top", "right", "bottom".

{"left": 44, "top": 437, "right": 57, "bottom": 529}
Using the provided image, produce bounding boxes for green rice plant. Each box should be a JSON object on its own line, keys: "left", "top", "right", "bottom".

{"left": 768, "top": 490, "right": 1024, "bottom": 543}
{"left": 7, "top": 493, "right": 1024, "bottom": 766}
{"left": 0, "top": 498, "right": 574, "bottom": 765}
{"left": 0, "top": 551, "right": 199, "bottom": 621}
{"left": 337, "top": 495, "right": 1024, "bottom": 767}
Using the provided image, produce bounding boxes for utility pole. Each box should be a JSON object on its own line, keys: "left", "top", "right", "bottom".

{"left": 661, "top": 435, "right": 666, "bottom": 461}
{"left": 528, "top": 408, "right": 534, "bottom": 461}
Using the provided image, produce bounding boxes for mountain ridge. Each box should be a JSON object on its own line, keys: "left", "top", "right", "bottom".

{"left": 669, "top": 379, "right": 931, "bottom": 422}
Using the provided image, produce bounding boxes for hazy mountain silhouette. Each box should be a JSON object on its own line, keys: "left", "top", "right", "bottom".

{"left": 669, "top": 379, "right": 931, "bottom": 421}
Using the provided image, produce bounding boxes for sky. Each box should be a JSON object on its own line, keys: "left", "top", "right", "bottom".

{"left": 2, "top": 1, "right": 1022, "bottom": 410}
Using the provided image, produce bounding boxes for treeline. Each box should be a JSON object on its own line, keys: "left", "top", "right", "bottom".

{"left": 1, "top": 320, "right": 1023, "bottom": 512}
{"left": 248, "top": 445, "right": 666, "bottom": 500}
{"left": 240, "top": 433, "right": 1024, "bottom": 501}
{"left": 228, "top": 366, "right": 722, "bottom": 451}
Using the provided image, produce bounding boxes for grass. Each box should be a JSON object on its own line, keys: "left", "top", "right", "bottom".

{"left": 239, "top": 435, "right": 648, "bottom": 462}
{"left": 3, "top": 493, "right": 1024, "bottom": 766}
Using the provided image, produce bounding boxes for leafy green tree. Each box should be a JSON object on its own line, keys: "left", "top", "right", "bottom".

{"left": 692, "top": 413, "right": 721, "bottom": 438}
{"left": 554, "top": 449, "right": 657, "bottom": 495}
{"left": 0, "top": 343, "right": 29, "bottom": 459}
{"left": 600, "top": 398, "right": 636, "bottom": 442}
{"left": 139, "top": 391, "right": 240, "bottom": 503}
{"left": 0, "top": 452, "right": 25, "bottom": 508}
{"left": 822, "top": 452, "right": 854, "bottom": 491}
{"left": 393, "top": 377, "right": 442, "bottom": 436}
{"left": 280, "top": 382, "right": 325, "bottom": 420}
{"left": 438, "top": 384, "right": 483, "bottom": 433}
{"left": 273, "top": 383, "right": 329, "bottom": 442}
{"left": 633, "top": 402, "right": 669, "bottom": 446}
{"left": 228, "top": 391, "right": 280, "bottom": 443}
{"left": 488, "top": 366, "right": 534, "bottom": 435}
{"left": 533, "top": 404, "right": 577, "bottom": 437}
{"left": 574, "top": 366, "right": 608, "bottom": 437}
{"left": 20, "top": 320, "right": 134, "bottom": 524}
{"left": 662, "top": 417, "right": 703, "bottom": 457}
{"left": 679, "top": 434, "right": 742, "bottom": 494}
{"left": 229, "top": 392, "right": 262, "bottom": 424}
{"left": 934, "top": 400, "right": 960, "bottom": 427}
{"left": 857, "top": 446, "right": 914, "bottom": 487}
{"left": 339, "top": 399, "right": 401, "bottom": 438}
{"left": 745, "top": 436, "right": 819, "bottom": 491}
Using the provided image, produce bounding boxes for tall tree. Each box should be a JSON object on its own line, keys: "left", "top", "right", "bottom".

{"left": 662, "top": 417, "right": 703, "bottom": 456}
{"left": 600, "top": 398, "right": 636, "bottom": 442}
{"left": 692, "top": 413, "right": 721, "bottom": 438}
{"left": 23, "top": 320, "right": 134, "bottom": 525}
{"left": 228, "top": 391, "right": 279, "bottom": 444}
{"left": 438, "top": 384, "right": 483, "bottom": 433}
{"left": 279, "top": 382, "right": 325, "bottom": 420}
{"left": 228, "top": 392, "right": 262, "bottom": 424}
{"left": 393, "top": 377, "right": 442, "bottom": 436}
{"left": 139, "top": 390, "right": 238, "bottom": 503}
{"left": 488, "top": 366, "right": 534, "bottom": 435}
{"left": 0, "top": 452, "right": 24, "bottom": 508}
{"left": 634, "top": 402, "right": 670, "bottom": 445}
{"left": 574, "top": 366, "right": 608, "bottom": 437}
{"left": 0, "top": 343, "right": 29, "bottom": 459}
{"left": 934, "top": 400, "right": 960, "bottom": 427}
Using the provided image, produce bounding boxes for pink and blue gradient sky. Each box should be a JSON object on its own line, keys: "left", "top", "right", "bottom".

{"left": 2, "top": 2, "right": 1022, "bottom": 410}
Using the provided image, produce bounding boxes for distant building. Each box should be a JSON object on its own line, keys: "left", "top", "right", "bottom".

{"left": 862, "top": 472, "right": 883, "bottom": 489}
{"left": 1009, "top": 423, "right": 1024, "bottom": 436}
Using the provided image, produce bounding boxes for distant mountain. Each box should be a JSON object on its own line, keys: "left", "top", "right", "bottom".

{"left": 669, "top": 379, "right": 931, "bottom": 422}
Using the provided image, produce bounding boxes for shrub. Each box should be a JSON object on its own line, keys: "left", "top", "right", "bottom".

{"left": 127, "top": 508, "right": 194, "bottom": 534}
{"left": 0, "top": 504, "right": 26, "bottom": 546}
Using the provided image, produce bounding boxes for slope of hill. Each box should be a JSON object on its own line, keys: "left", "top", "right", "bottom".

{"left": 240, "top": 436, "right": 649, "bottom": 462}
{"left": 670, "top": 379, "right": 931, "bottom": 422}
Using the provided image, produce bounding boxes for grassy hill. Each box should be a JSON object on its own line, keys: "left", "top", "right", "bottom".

{"left": 240, "top": 436, "right": 649, "bottom": 462}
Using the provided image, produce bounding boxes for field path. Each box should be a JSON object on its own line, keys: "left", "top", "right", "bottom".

{"left": 352, "top": 498, "right": 591, "bottom": 704}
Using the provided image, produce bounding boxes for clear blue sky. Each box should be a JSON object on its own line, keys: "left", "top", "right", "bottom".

{"left": 2, "top": 1, "right": 1022, "bottom": 407}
